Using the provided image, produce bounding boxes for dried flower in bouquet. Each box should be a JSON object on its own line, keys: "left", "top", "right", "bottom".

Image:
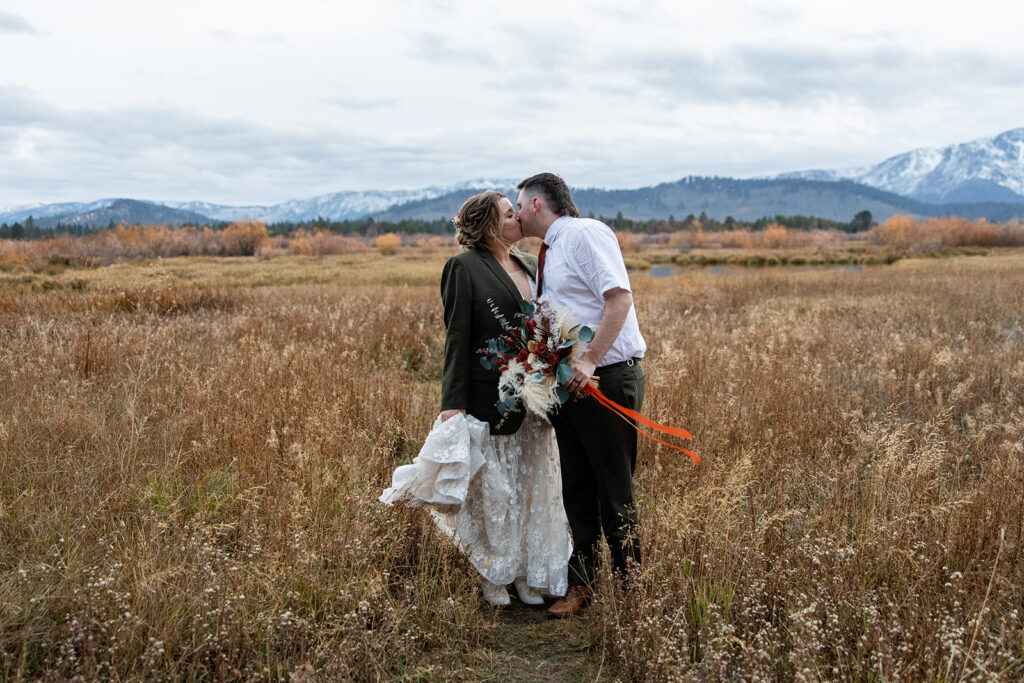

{"left": 478, "top": 297, "right": 594, "bottom": 423}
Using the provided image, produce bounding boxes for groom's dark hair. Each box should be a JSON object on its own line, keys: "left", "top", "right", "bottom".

{"left": 517, "top": 172, "right": 580, "bottom": 218}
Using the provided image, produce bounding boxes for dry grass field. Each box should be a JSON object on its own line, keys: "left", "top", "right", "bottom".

{"left": 2, "top": 249, "right": 1023, "bottom": 680}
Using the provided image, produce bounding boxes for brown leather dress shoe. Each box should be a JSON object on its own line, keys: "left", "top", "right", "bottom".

{"left": 547, "top": 586, "right": 594, "bottom": 618}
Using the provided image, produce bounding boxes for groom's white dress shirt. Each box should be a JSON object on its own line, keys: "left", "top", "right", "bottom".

{"left": 541, "top": 215, "right": 647, "bottom": 366}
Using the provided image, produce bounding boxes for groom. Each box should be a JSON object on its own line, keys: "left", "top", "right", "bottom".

{"left": 516, "top": 173, "right": 647, "bottom": 618}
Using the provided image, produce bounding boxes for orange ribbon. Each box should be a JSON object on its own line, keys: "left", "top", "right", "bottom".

{"left": 583, "top": 384, "right": 700, "bottom": 464}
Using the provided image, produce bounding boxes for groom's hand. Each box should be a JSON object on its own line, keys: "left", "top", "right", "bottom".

{"left": 440, "top": 409, "right": 466, "bottom": 422}
{"left": 566, "top": 288, "right": 631, "bottom": 393}
{"left": 568, "top": 353, "right": 598, "bottom": 392}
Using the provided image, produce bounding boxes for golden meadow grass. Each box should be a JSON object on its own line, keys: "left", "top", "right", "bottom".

{"left": 1, "top": 250, "right": 1023, "bottom": 680}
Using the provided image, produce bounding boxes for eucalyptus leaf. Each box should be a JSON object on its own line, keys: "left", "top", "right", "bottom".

{"left": 479, "top": 356, "right": 493, "bottom": 370}
{"left": 518, "top": 299, "right": 535, "bottom": 316}
{"left": 558, "top": 338, "right": 578, "bottom": 350}
{"left": 578, "top": 326, "right": 594, "bottom": 343}
{"left": 556, "top": 362, "right": 573, "bottom": 385}
{"left": 556, "top": 386, "right": 570, "bottom": 404}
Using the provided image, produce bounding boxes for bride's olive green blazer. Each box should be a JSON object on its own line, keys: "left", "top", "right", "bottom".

{"left": 440, "top": 246, "right": 537, "bottom": 435}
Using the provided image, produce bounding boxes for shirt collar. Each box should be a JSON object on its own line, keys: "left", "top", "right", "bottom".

{"left": 544, "top": 215, "right": 571, "bottom": 246}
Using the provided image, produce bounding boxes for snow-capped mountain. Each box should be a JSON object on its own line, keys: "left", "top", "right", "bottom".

{"left": 779, "top": 127, "right": 1024, "bottom": 204}
{"left": 0, "top": 179, "right": 518, "bottom": 227}
{"left": 163, "top": 179, "right": 517, "bottom": 223}
{"left": 0, "top": 199, "right": 121, "bottom": 225}
{"left": 164, "top": 189, "right": 443, "bottom": 223}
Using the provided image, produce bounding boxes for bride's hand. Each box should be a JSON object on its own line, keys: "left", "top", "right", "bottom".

{"left": 440, "top": 409, "right": 466, "bottom": 422}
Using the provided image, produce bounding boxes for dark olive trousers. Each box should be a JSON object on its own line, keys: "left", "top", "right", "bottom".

{"left": 551, "top": 359, "right": 646, "bottom": 587}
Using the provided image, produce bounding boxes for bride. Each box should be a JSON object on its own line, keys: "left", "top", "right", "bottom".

{"left": 382, "top": 190, "right": 571, "bottom": 606}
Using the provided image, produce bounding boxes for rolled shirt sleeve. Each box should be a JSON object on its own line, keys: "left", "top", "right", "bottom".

{"left": 568, "top": 222, "right": 632, "bottom": 298}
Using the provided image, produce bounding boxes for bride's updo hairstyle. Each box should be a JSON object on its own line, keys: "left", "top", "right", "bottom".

{"left": 453, "top": 190, "right": 506, "bottom": 250}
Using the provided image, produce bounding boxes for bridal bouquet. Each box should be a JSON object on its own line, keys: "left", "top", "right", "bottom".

{"left": 479, "top": 297, "right": 701, "bottom": 464}
{"left": 478, "top": 297, "right": 594, "bottom": 421}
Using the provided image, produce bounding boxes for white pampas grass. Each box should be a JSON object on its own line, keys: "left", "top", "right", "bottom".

{"left": 498, "top": 359, "right": 525, "bottom": 401}
{"left": 520, "top": 373, "right": 559, "bottom": 416}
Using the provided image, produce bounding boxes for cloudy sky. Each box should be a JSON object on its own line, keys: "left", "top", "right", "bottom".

{"left": 2, "top": 0, "right": 1023, "bottom": 206}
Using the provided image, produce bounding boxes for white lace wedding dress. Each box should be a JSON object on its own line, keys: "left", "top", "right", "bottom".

{"left": 381, "top": 412, "right": 571, "bottom": 597}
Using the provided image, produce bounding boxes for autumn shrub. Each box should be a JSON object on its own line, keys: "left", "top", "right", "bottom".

{"left": 374, "top": 232, "right": 402, "bottom": 255}
{"left": 221, "top": 220, "right": 269, "bottom": 256}
{"left": 759, "top": 223, "right": 812, "bottom": 248}
{"left": 719, "top": 229, "right": 754, "bottom": 249}
{"left": 288, "top": 229, "right": 368, "bottom": 256}
{"left": 996, "top": 219, "right": 1024, "bottom": 246}
{"left": 616, "top": 231, "right": 647, "bottom": 254}
{"left": 668, "top": 231, "right": 692, "bottom": 252}
{"left": 870, "top": 214, "right": 1024, "bottom": 252}
{"left": 686, "top": 229, "right": 719, "bottom": 249}
{"left": 408, "top": 234, "right": 448, "bottom": 253}
{"left": 809, "top": 229, "right": 849, "bottom": 249}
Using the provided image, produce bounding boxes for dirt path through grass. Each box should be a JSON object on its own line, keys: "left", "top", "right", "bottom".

{"left": 473, "top": 601, "right": 604, "bottom": 682}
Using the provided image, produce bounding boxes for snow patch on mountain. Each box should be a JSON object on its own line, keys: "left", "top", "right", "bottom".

{"left": 780, "top": 128, "right": 1024, "bottom": 204}
{"left": 2, "top": 179, "right": 521, "bottom": 227}
{"left": 0, "top": 199, "right": 119, "bottom": 224}
{"left": 162, "top": 179, "right": 518, "bottom": 222}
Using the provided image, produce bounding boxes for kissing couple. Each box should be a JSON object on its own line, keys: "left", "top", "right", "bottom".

{"left": 382, "top": 172, "right": 647, "bottom": 618}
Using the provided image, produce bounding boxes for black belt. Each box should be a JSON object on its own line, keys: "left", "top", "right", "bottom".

{"left": 596, "top": 357, "right": 642, "bottom": 372}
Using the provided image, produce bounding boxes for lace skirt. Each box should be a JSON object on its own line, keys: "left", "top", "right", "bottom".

{"left": 432, "top": 413, "right": 572, "bottom": 597}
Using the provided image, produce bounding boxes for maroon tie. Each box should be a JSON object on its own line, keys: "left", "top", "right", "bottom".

{"left": 536, "top": 242, "right": 549, "bottom": 296}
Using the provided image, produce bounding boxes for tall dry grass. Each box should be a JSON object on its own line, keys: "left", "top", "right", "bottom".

{"left": 603, "top": 254, "right": 1024, "bottom": 680}
{"left": 1, "top": 253, "right": 1022, "bottom": 679}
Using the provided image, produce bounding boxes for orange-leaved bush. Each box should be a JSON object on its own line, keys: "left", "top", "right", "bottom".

{"left": 375, "top": 232, "right": 402, "bottom": 255}
{"left": 222, "top": 219, "right": 269, "bottom": 256}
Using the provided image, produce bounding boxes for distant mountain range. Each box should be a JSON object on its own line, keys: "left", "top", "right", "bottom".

{"left": 0, "top": 182, "right": 503, "bottom": 229}
{"left": 21, "top": 199, "right": 214, "bottom": 230}
{"left": 375, "top": 177, "right": 1024, "bottom": 223}
{"left": 161, "top": 181, "right": 514, "bottom": 222}
{"left": 2, "top": 129, "right": 1022, "bottom": 228}
{"left": 778, "top": 127, "right": 1024, "bottom": 204}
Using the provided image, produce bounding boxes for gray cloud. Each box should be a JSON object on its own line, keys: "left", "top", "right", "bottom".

{"left": 410, "top": 31, "right": 500, "bottom": 69}
{"left": 611, "top": 43, "right": 1024, "bottom": 108}
{"left": 749, "top": 5, "right": 801, "bottom": 23}
{"left": 0, "top": 85, "right": 51, "bottom": 123}
{"left": 0, "top": 92, "right": 526, "bottom": 203}
{"left": 0, "top": 11, "right": 38, "bottom": 34}
{"left": 321, "top": 95, "right": 400, "bottom": 110}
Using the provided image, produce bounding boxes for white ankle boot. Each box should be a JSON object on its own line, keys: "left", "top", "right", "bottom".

{"left": 480, "top": 579, "right": 510, "bottom": 607}
{"left": 513, "top": 578, "right": 545, "bottom": 606}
